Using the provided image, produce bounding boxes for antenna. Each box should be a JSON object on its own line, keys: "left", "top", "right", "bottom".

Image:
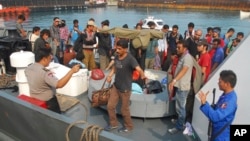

{"left": 212, "top": 88, "right": 216, "bottom": 106}
{"left": 147, "top": 6, "right": 149, "bottom": 17}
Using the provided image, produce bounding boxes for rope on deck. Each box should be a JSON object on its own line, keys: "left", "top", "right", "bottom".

{"left": 65, "top": 98, "right": 104, "bottom": 141}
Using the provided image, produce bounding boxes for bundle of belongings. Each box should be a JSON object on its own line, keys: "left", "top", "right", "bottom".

{"left": 146, "top": 80, "right": 163, "bottom": 94}
{"left": 0, "top": 74, "right": 18, "bottom": 92}
{"left": 99, "top": 27, "right": 164, "bottom": 49}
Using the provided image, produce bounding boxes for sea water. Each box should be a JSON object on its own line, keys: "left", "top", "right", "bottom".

{"left": 1, "top": 6, "right": 250, "bottom": 38}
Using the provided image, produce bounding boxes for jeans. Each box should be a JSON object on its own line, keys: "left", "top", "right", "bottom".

{"left": 107, "top": 85, "right": 133, "bottom": 130}
{"left": 60, "top": 39, "right": 66, "bottom": 52}
{"left": 175, "top": 88, "right": 189, "bottom": 130}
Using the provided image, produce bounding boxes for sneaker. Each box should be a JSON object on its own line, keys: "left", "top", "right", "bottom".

{"left": 118, "top": 127, "right": 131, "bottom": 133}
{"left": 104, "top": 125, "right": 118, "bottom": 131}
{"left": 168, "top": 127, "right": 180, "bottom": 134}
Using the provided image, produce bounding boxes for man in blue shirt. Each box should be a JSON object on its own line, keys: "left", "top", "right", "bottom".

{"left": 211, "top": 38, "right": 224, "bottom": 72}
{"left": 69, "top": 19, "right": 83, "bottom": 46}
{"left": 199, "top": 70, "right": 237, "bottom": 141}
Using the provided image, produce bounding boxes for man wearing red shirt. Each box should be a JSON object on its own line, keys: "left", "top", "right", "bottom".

{"left": 197, "top": 39, "right": 211, "bottom": 83}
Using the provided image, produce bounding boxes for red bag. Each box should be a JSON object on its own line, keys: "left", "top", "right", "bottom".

{"left": 132, "top": 70, "right": 140, "bottom": 80}
{"left": 91, "top": 69, "right": 105, "bottom": 80}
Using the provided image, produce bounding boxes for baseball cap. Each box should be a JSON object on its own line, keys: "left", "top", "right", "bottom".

{"left": 87, "top": 20, "right": 95, "bottom": 26}
{"left": 197, "top": 39, "right": 208, "bottom": 46}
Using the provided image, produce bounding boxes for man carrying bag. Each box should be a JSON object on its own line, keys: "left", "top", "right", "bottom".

{"left": 103, "top": 39, "right": 146, "bottom": 133}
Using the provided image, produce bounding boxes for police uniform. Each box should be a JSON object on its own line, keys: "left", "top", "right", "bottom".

{"left": 25, "top": 63, "right": 61, "bottom": 113}
{"left": 200, "top": 90, "right": 237, "bottom": 141}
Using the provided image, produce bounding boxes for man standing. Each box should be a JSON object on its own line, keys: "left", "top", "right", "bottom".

{"left": 145, "top": 21, "right": 158, "bottom": 69}
{"left": 197, "top": 39, "right": 211, "bottom": 83}
{"left": 50, "top": 17, "right": 61, "bottom": 58}
{"left": 184, "top": 22, "right": 195, "bottom": 40}
{"left": 168, "top": 40, "right": 193, "bottom": 134}
{"left": 165, "top": 25, "right": 183, "bottom": 72}
{"left": 159, "top": 24, "right": 169, "bottom": 71}
{"left": 104, "top": 39, "right": 146, "bottom": 133}
{"left": 25, "top": 47, "right": 80, "bottom": 113}
{"left": 34, "top": 29, "right": 51, "bottom": 52}
{"left": 96, "top": 25, "right": 112, "bottom": 70}
{"left": 16, "top": 14, "right": 27, "bottom": 38}
{"left": 186, "top": 29, "right": 203, "bottom": 59}
{"left": 211, "top": 38, "right": 224, "bottom": 72}
{"left": 199, "top": 70, "right": 237, "bottom": 141}
{"left": 74, "top": 20, "right": 97, "bottom": 70}
{"left": 69, "top": 19, "right": 83, "bottom": 46}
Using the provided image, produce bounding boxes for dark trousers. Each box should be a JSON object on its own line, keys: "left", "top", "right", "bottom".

{"left": 162, "top": 50, "right": 172, "bottom": 71}
{"left": 46, "top": 96, "right": 61, "bottom": 114}
{"left": 185, "top": 88, "right": 195, "bottom": 123}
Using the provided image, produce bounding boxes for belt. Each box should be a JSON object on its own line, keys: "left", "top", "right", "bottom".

{"left": 118, "top": 89, "right": 130, "bottom": 93}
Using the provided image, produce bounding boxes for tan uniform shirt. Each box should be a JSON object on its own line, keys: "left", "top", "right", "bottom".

{"left": 25, "top": 63, "right": 58, "bottom": 101}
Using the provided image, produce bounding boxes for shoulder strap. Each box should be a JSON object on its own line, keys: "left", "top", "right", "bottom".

{"left": 29, "top": 34, "right": 32, "bottom": 41}
{"left": 210, "top": 118, "right": 233, "bottom": 141}
{"left": 167, "top": 31, "right": 171, "bottom": 38}
{"left": 211, "top": 108, "right": 237, "bottom": 141}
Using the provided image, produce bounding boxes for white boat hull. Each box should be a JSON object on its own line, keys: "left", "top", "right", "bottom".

{"left": 240, "top": 10, "right": 250, "bottom": 19}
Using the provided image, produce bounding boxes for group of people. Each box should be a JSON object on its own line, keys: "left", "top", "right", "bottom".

{"left": 16, "top": 13, "right": 239, "bottom": 140}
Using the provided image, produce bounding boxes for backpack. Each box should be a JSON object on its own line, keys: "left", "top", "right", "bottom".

{"left": 167, "top": 57, "right": 202, "bottom": 94}
{"left": 191, "top": 57, "right": 203, "bottom": 93}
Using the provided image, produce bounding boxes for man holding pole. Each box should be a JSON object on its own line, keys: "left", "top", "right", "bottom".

{"left": 199, "top": 70, "right": 238, "bottom": 141}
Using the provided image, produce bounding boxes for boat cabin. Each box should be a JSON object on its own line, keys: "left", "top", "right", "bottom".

{"left": 141, "top": 16, "right": 164, "bottom": 30}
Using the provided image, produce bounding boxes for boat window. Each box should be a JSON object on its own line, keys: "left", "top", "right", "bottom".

{"left": 157, "top": 22, "right": 163, "bottom": 26}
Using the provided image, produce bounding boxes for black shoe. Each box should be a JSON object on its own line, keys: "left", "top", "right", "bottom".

{"left": 104, "top": 125, "right": 118, "bottom": 131}
{"left": 118, "top": 127, "right": 131, "bottom": 133}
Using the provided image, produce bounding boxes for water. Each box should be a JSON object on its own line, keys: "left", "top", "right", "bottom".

{"left": 1, "top": 6, "right": 250, "bottom": 38}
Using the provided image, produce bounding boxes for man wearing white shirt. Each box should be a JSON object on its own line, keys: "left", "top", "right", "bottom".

{"left": 159, "top": 24, "right": 169, "bottom": 71}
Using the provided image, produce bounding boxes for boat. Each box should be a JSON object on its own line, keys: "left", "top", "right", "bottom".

{"left": 85, "top": 0, "right": 108, "bottom": 8}
{"left": 118, "top": 0, "right": 250, "bottom": 11}
{"left": 1, "top": 13, "right": 250, "bottom": 140}
{"left": 0, "top": 0, "right": 105, "bottom": 12}
{"left": 240, "top": 10, "right": 250, "bottom": 19}
{"left": 141, "top": 16, "right": 164, "bottom": 30}
{"left": 0, "top": 5, "right": 30, "bottom": 16}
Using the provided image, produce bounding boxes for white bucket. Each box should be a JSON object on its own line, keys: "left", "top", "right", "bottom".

{"left": 18, "top": 82, "right": 30, "bottom": 96}
{"left": 16, "top": 68, "right": 28, "bottom": 82}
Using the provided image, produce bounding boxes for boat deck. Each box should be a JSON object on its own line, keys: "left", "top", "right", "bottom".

{"left": 0, "top": 88, "right": 200, "bottom": 141}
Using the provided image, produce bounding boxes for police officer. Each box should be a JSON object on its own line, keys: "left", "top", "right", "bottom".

{"left": 199, "top": 70, "right": 237, "bottom": 141}
{"left": 25, "top": 47, "right": 80, "bottom": 113}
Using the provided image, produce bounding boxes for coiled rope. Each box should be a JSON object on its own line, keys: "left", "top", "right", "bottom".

{"left": 65, "top": 99, "right": 104, "bottom": 141}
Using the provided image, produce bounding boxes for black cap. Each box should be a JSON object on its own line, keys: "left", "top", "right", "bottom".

{"left": 101, "top": 20, "right": 110, "bottom": 26}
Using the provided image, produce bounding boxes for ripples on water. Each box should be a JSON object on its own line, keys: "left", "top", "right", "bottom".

{"left": 1, "top": 6, "right": 250, "bottom": 37}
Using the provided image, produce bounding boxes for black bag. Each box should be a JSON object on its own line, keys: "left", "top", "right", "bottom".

{"left": 146, "top": 80, "right": 163, "bottom": 94}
